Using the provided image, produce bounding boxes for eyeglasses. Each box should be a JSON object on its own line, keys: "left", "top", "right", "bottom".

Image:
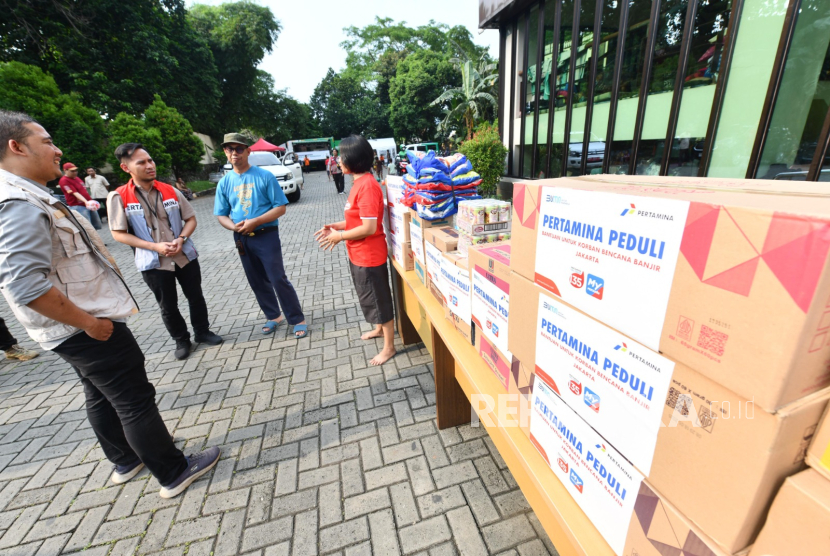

{"left": 224, "top": 146, "right": 247, "bottom": 154}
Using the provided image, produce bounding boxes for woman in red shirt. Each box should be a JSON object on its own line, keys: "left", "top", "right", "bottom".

{"left": 315, "top": 135, "right": 395, "bottom": 365}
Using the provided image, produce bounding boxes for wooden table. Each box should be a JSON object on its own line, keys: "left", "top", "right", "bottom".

{"left": 389, "top": 258, "right": 615, "bottom": 556}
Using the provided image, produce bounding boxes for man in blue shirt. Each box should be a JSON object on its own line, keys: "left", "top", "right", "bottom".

{"left": 214, "top": 133, "right": 307, "bottom": 338}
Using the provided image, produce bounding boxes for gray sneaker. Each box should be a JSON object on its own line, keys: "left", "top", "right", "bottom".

{"left": 159, "top": 447, "right": 220, "bottom": 499}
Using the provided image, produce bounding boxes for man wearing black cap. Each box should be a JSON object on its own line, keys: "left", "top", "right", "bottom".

{"left": 214, "top": 133, "right": 307, "bottom": 338}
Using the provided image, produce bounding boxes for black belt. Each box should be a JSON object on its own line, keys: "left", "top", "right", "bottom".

{"left": 240, "top": 226, "right": 278, "bottom": 237}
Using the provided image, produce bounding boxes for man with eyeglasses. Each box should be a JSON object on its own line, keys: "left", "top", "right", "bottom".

{"left": 214, "top": 133, "right": 307, "bottom": 338}
{"left": 108, "top": 143, "right": 223, "bottom": 360}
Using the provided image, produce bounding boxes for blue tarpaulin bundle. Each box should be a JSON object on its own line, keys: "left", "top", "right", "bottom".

{"left": 401, "top": 151, "right": 480, "bottom": 220}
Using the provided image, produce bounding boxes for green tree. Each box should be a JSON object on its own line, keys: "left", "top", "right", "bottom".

{"left": 310, "top": 69, "right": 391, "bottom": 139}
{"left": 431, "top": 59, "right": 498, "bottom": 141}
{"left": 108, "top": 112, "right": 171, "bottom": 179}
{"left": 389, "top": 51, "right": 459, "bottom": 143}
{"left": 188, "top": 1, "right": 281, "bottom": 134}
{"left": 459, "top": 122, "right": 507, "bottom": 198}
{"left": 0, "top": 61, "right": 107, "bottom": 170}
{"left": 1, "top": 0, "right": 221, "bottom": 129}
{"left": 144, "top": 95, "right": 205, "bottom": 179}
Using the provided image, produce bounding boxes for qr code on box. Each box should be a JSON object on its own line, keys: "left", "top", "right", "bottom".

{"left": 697, "top": 325, "right": 728, "bottom": 356}
{"left": 665, "top": 387, "right": 692, "bottom": 416}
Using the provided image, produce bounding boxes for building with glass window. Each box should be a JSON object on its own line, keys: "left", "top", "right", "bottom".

{"left": 480, "top": 0, "right": 830, "bottom": 182}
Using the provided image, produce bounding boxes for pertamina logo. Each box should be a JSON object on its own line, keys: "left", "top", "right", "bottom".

{"left": 568, "top": 375, "right": 582, "bottom": 396}
{"left": 584, "top": 387, "right": 601, "bottom": 413}
{"left": 595, "top": 443, "right": 606, "bottom": 453}
{"left": 620, "top": 203, "right": 636, "bottom": 216}
{"left": 557, "top": 457, "right": 569, "bottom": 473}
{"left": 570, "top": 469, "right": 584, "bottom": 493}
{"left": 614, "top": 342, "right": 628, "bottom": 352}
{"left": 570, "top": 267, "right": 584, "bottom": 289}
{"left": 585, "top": 274, "right": 604, "bottom": 299}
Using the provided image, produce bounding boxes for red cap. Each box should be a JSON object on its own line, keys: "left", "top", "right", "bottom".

{"left": 63, "top": 162, "right": 77, "bottom": 171}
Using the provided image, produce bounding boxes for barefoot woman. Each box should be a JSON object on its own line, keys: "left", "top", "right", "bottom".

{"left": 315, "top": 135, "right": 396, "bottom": 365}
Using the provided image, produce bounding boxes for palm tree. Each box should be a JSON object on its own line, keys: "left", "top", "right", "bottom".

{"left": 431, "top": 58, "right": 498, "bottom": 141}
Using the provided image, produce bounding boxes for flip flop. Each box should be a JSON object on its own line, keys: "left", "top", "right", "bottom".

{"left": 293, "top": 324, "right": 308, "bottom": 339}
{"left": 261, "top": 319, "right": 284, "bottom": 335}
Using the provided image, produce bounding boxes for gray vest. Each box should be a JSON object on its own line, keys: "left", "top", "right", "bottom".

{"left": 0, "top": 169, "right": 139, "bottom": 344}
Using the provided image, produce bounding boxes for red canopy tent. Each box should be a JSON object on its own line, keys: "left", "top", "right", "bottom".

{"left": 249, "top": 138, "right": 286, "bottom": 152}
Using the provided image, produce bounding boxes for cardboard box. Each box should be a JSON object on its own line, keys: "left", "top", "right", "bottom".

{"left": 807, "top": 405, "right": 830, "bottom": 481}
{"left": 443, "top": 250, "right": 467, "bottom": 269}
{"left": 409, "top": 211, "right": 426, "bottom": 265}
{"left": 625, "top": 482, "right": 736, "bottom": 556}
{"left": 475, "top": 332, "right": 514, "bottom": 392}
{"left": 425, "top": 241, "right": 444, "bottom": 292}
{"left": 413, "top": 257, "right": 426, "bottom": 285}
{"left": 387, "top": 205, "right": 411, "bottom": 240}
{"left": 425, "top": 227, "right": 460, "bottom": 253}
{"left": 469, "top": 243, "right": 512, "bottom": 362}
{"left": 509, "top": 273, "right": 830, "bottom": 552}
{"left": 511, "top": 179, "right": 830, "bottom": 411}
{"left": 384, "top": 175, "right": 406, "bottom": 207}
{"left": 411, "top": 210, "right": 453, "bottom": 229}
{"left": 388, "top": 234, "right": 413, "bottom": 272}
{"left": 445, "top": 305, "right": 474, "bottom": 344}
{"left": 748, "top": 469, "right": 830, "bottom": 556}
{"left": 441, "top": 252, "right": 472, "bottom": 327}
{"left": 428, "top": 279, "right": 444, "bottom": 307}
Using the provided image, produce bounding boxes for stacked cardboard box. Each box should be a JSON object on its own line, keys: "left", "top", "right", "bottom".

{"left": 747, "top": 406, "right": 830, "bottom": 555}
{"left": 506, "top": 176, "right": 830, "bottom": 554}
{"left": 468, "top": 243, "right": 514, "bottom": 388}
{"left": 384, "top": 176, "right": 413, "bottom": 271}
{"left": 410, "top": 210, "right": 453, "bottom": 285}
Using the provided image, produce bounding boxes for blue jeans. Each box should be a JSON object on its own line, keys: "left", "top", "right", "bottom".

{"left": 234, "top": 228, "right": 305, "bottom": 324}
{"left": 70, "top": 205, "right": 102, "bottom": 230}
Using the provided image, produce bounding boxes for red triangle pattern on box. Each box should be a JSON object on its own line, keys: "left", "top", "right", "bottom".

{"left": 680, "top": 203, "right": 830, "bottom": 313}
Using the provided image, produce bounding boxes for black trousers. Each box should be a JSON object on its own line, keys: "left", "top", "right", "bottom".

{"left": 333, "top": 173, "right": 345, "bottom": 193}
{"left": 53, "top": 322, "right": 187, "bottom": 485}
{"left": 142, "top": 259, "right": 210, "bottom": 342}
{"left": 0, "top": 317, "right": 17, "bottom": 351}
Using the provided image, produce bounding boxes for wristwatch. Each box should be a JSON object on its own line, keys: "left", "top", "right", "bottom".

{"left": 178, "top": 235, "right": 189, "bottom": 243}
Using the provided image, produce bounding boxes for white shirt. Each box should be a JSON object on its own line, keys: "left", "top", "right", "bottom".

{"left": 85, "top": 174, "right": 110, "bottom": 198}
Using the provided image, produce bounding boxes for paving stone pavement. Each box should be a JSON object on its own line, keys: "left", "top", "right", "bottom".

{"left": 0, "top": 172, "right": 559, "bottom": 556}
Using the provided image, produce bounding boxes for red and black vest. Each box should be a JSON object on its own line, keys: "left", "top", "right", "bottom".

{"left": 115, "top": 180, "right": 198, "bottom": 271}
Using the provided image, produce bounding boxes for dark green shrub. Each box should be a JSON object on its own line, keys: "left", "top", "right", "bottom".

{"left": 459, "top": 122, "right": 508, "bottom": 198}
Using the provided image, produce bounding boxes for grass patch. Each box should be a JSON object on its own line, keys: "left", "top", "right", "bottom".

{"left": 186, "top": 180, "right": 215, "bottom": 192}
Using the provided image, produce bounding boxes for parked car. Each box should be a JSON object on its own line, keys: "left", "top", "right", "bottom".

{"left": 567, "top": 141, "right": 606, "bottom": 171}
{"left": 223, "top": 151, "right": 301, "bottom": 203}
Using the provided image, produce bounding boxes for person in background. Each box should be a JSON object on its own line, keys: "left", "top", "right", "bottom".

{"left": 329, "top": 148, "right": 344, "bottom": 194}
{"left": 315, "top": 134, "right": 396, "bottom": 365}
{"left": 372, "top": 155, "right": 383, "bottom": 181}
{"left": 0, "top": 110, "right": 220, "bottom": 498}
{"left": 325, "top": 156, "right": 331, "bottom": 181}
{"left": 59, "top": 162, "right": 102, "bottom": 230}
{"left": 214, "top": 133, "right": 308, "bottom": 338}
{"left": 303, "top": 155, "right": 310, "bottom": 174}
{"left": 85, "top": 167, "right": 110, "bottom": 221}
{"left": 0, "top": 316, "right": 38, "bottom": 361}
{"left": 175, "top": 177, "right": 194, "bottom": 201}
{"left": 108, "top": 143, "right": 223, "bottom": 360}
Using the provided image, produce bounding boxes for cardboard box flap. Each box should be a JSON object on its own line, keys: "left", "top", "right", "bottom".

{"left": 748, "top": 469, "right": 830, "bottom": 556}
{"left": 573, "top": 174, "right": 830, "bottom": 197}
{"left": 536, "top": 176, "right": 830, "bottom": 215}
